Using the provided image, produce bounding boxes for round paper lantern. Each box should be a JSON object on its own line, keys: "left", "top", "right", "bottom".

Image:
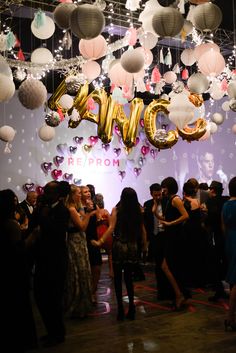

{"left": 81, "top": 60, "right": 101, "bottom": 82}
{"left": 135, "top": 47, "right": 153, "bottom": 67}
{"left": 141, "top": 16, "right": 156, "bottom": 36}
{"left": 70, "top": 4, "right": 105, "bottom": 39}
{"left": 210, "top": 89, "right": 224, "bottom": 101}
{"left": 163, "top": 71, "right": 177, "bottom": 84}
{"left": 180, "top": 48, "right": 196, "bottom": 66}
{"left": 227, "top": 82, "right": 236, "bottom": 99}
{"left": 31, "top": 15, "right": 55, "bottom": 40}
{"left": 229, "top": 99, "right": 236, "bottom": 112}
{"left": 221, "top": 101, "right": 230, "bottom": 112}
{"left": 121, "top": 48, "right": 145, "bottom": 73}
{"left": 38, "top": 125, "right": 55, "bottom": 142}
{"left": 79, "top": 35, "right": 107, "bottom": 60}
{"left": 187, "top": 72, "right": 209, "bottom": 94}
{"left": 139, "top": 31, "right": 158, "bottom": 50}
{"left": 211, "top": 112, "right": 224, "bottom": 125}
{"left": 158, "top": 0, "right": 176, "bottom": 5}
{"left": 191, "top": 3, "right": 222, "bottom": 32}
{"left": 0, "top": 73, "right": 15, "bottom": 102}
{"left": 199, "top": 123, "right": 211, "bottom": 141}
{"left": 58, "top": 94, "right": 74, "bottom": 110}
{"left": 198, "top": 51, "right": 225, "bottom": 77}
{"left": 31, "top": 48, "right": 53, "bottom": 64}
{"left": 0, "top": 125, "right": 16, "bottom": 142}
{"left": 109, "top": 62, "right": 133, "bottom": 87}
{"left": 152, "top": 7, "right": 184, "bottom": 37}
{"left": 18, "top": 79, "right": 47, "bottom": 110}
{"left": 194, "top": 42, "right": 220, "bottom": 61}
{"left": 0, "top": 54, "right": 13, "bottom": 79}
{"left": 232, "top": 124, "right": 236, "bottom": 134}
{"left": 209, "top": 122, "right": 218, "bottom": 134}
{"left": 189, "top": 1, "right": 212, "bottom": 4}
{"left": 168, "top": 93, "right": 195, "bottom": 129}
{"left": 53, "top": 3, "right": 77, "bottom": 30}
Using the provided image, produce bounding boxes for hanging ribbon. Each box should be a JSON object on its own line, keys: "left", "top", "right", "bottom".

{"left": 33, "top": 9, "right": 46, "bottom": 29}
{"left": 159, "top": 47, "right": 164, "bottom": 64}
{"left": 6, "top": 31, "right": 16, "bottom": 50}
{"left": 151, "top": 67, "right": 161, "bottom": 83}
{"left": 164, "top": 48, "right": 172, "bottom": 67}
{"left": 62, "top": 31, "right": 72, "bottom": 50}
{"left": 178, "top": 0, "right": 185, "bottom": 14}
{"left": 4, "top": 142, "right": 11, "bottom": 154}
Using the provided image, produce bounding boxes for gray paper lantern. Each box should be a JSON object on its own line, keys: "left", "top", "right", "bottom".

{"left": 192, "top": 3, "right": 222, "bottom": 32}
{"left": 18, "top": 79, "right": 47, "bottom": 110}
{"left": 121, "top": 48, "right": 145, "bottom": 73}
{"left": 187, "top": 72, "right": 209, "bottom": 94}
{"left": 53, "top": 3, "right": 77, "bottom": 30}
{"left": 227, "top": 82, "right": 236, "bottom": 99}
{"left": 152, "top": 7, "right": 184, "bottom": 38}
{"left": 70, "top": 4, "right": 105, "bottom": 39}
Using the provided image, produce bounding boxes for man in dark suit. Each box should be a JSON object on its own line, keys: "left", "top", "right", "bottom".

{"left": 20, "top": 191, "right": 38, "bottom": 237}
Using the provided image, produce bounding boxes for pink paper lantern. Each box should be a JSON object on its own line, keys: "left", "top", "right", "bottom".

{"left": 163, "top": 71, "right": 177, "bottom": 84}
{"left": 180, "top": 48, "right": 196, "bottom": 66}
{"left": 194, "top": 42, "right": 220, "bottom": 61}
{"left": 198, "top": 50, "right": 225, "bottom": 77}
{"left": 79, "top": 35, "right": 107, "bottom": 60}
{"left": 108, "top": 62, "right": 133, "bottom": 87}
{"left": 135, "top": 47, "right": 153, "bottom": 67}
{"left": 81, "top": 60, "right": 101, "bottom": 81}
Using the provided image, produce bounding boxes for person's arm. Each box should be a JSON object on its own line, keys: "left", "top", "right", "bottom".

{"left": 92, "top": 207, "right": 117, "bottom": 247}
{"left": 160, "top": 196, "right": 189, "bottom": 227}
{"left": 69, "top": 206, "right": 96, "bottom": 231}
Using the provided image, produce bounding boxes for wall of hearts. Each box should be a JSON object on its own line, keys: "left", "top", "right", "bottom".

{"left": 0, "top": 94, "right": 236, "bottom": 211}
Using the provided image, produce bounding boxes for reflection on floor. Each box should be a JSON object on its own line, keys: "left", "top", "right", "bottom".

{"left": 31, "top": 259, "right": 236, "bottom": 353}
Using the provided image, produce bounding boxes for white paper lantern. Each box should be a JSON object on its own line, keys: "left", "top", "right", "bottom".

{"left": 187, "top": 72, "right": 209, "bottom": 94}
{"left": 31, "top": 48, "right": 54, "bottom": 65}
{"left": 163, "top": 71, "right": 177, "bottom": 84}
{"left": 38, "top": 125, "right": 55, "bottom": 142}
{"left": 53, "top": 3, "right": 77, "bottom": 30}
{"left": 152, "top": 7, "right": 184, "bottom": 37}
{"left": 141, "top": 16, "right": 156, "bottom": 35}
{"left": 79, "top": 35, "right": 107, "bottom": 60}
{"left": 70, "top": 4, "right": 105, "bottom": 39}
{"left": 232, "top": 124, "right": 236, "bottom": 134}
{"left": 139, "top": 31, "right": 158, "bottom": 50}
{"left": 221, "top": 101, "right": 230, "bottom": 112}
{"left": 18, "top": 79, "right": 47, "bottom": 109}
{"left": 0, "top": 55, "right": 13, "bottom": 80}
{"left": 81, "top": 60, "right": 101, "bottom": 82}
{"left": 227, "top": 82, "right": 236, "bottom": 99}
{"left": 181, "top": 49, "right": 196, "bottom": 66}
{"left": 198, "top": 51, "right": 225, "bottom": 77}
{"left": 209, "top": 121, "right": 218, "bottom": 134}
{"left": 0, "top": 125, "right": 16, "bottom": 142}
{"left": 192, "top": 3, "right": 222, "bottom": 32}
{"left": 168, "top": 93, "right": 195, "bottom": 129}
{"left": 211, "top": 112, "right": 224, "bottom": 125}
{"left": 31, "top": 15, "right": 55, "bottom": 40}
{"left": 210, "top": 89, "right": 224, "bottom": 101}
{"left": 121, "top": 48, "right": 145, "bottom": 73}
{"left": 58, "top": 94, "right": 74, "bottom": 110}
{"left": 0, "top": 73, "right": 15, "bottom": 102}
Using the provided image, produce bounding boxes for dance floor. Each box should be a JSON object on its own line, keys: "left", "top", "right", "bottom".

{"left": 32, "top": 258, "right": 236, "bottom": 353}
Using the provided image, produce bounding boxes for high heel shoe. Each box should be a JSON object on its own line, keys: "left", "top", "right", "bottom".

{"left": 117, "top": 307, "right": 125, "bottom": 321}
{"left": 224, "top": 320, "right": 236, "bottom": 331}
{"left": 126, "top": 305, "right": 136, "bottom": 320}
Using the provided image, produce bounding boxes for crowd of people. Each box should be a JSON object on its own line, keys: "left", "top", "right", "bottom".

{"left": 1, "top": 175, "right": 236, "bottom": 352}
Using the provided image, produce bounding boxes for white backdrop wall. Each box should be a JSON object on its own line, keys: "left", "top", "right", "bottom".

{"left": 0, "top": 94, "right": 236, "bottom": 211}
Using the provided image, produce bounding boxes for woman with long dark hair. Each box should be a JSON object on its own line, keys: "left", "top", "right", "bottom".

{"left": 93, "top": 187, "right": 147, "bottom": 321}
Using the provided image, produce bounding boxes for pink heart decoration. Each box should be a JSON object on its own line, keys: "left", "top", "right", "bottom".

{"left": 135, "top": 137, "right": 140, "bottom": 146}
{"left": 150, "top": 148, "right": 158, "bottom": 159}
{"left": 89, "top": 135, "right": 99, "bottom": 146}
{"left": 73, "top": 178, "right": 82, "bottom": 185}
{"left": 36, "top": 185, "right": 44, "bottom": 195}
{"left": 23, "top": 183, "right": 35, "bottom": 192}
{"left": 54, "top": 156, "right": 64, "bottom": 167}
{"left": 102, "top": 143, "right": 110, "bottom": 151}
{"left": 41, "top": 162, "right": 52, "bottom": 174}
{"left": 133, "top": 167, "right": 142, "bottom": 177}
{"left": 73, "top": 136, "right": 84, "bottom": 144}
{"left": 63, "top": 173, "right": 73, "bottom": 181}
{"left": 69, "top": 146, "right": 77, "bottom": 154}
{"left": 141, "top": 145, "right": 150, "bottom": 156}
{"left": 114, "top": 125, "right": 121, "bottom": 136}
{"left": 113, "top": 148, "right": 121, "bottom": 157}
{"left": 140, "top": 119, "right": 144, "bottom": 128}
{"left": 51, "top": 169, "right": 63, "bottom": 180}
{"left": 118, "top": 171, "right": 126, "bottom": 181}
{"left": 138, "top": 156, "right": 146, "bottom": 167}
{"left": 56, "top": 143, "right": 68, "bottom": 155}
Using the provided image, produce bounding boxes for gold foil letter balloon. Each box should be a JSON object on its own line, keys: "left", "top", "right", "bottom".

{"left": 144, "top": 99, "right": 178, "bottom": 150}
{"left": 177, "top": 118, "right": 207, "bottom": 142}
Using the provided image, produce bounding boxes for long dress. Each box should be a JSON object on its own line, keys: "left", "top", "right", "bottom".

{"left": 222, "top": 200, "right": 236, "bottom": 285}
{"left": 65, "top": 220, "right": 93, "bottom": 317}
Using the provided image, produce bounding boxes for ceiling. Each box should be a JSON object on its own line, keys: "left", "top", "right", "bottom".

{"left": 0, "top": 0, "right": 235, "bottom": 102}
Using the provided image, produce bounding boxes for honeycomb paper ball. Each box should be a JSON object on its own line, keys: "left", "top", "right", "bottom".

{"left": 53, "top": 3, "right": 77, "bottom": 30}
{"left": 211, "top": 112, "right": 224, "bottom": 125}
{"left": 38, "top": 125, "right": 55, "bottom": 141}
{"left": 0, "top": 54, "right": 13, "bottom": 80}
{"left": 18, "top": 79, "right": 47, "bottom": 109}
{"left": 187, "top": 73, "right": 209, "bottom": 94}
{"left": 70, "top": 4, "right": 105, "bottom": 39}
{"left": 31, "top": 48, "right": 53, "bottom": 65}
{"left": 0, "top": 73, "right": 15, "bottom": 102}
{"left": 0, "top": 125, "right": 16, "bottom": 142}
{"left": 121, "top": 48, "right": 145, "bottom": 73}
